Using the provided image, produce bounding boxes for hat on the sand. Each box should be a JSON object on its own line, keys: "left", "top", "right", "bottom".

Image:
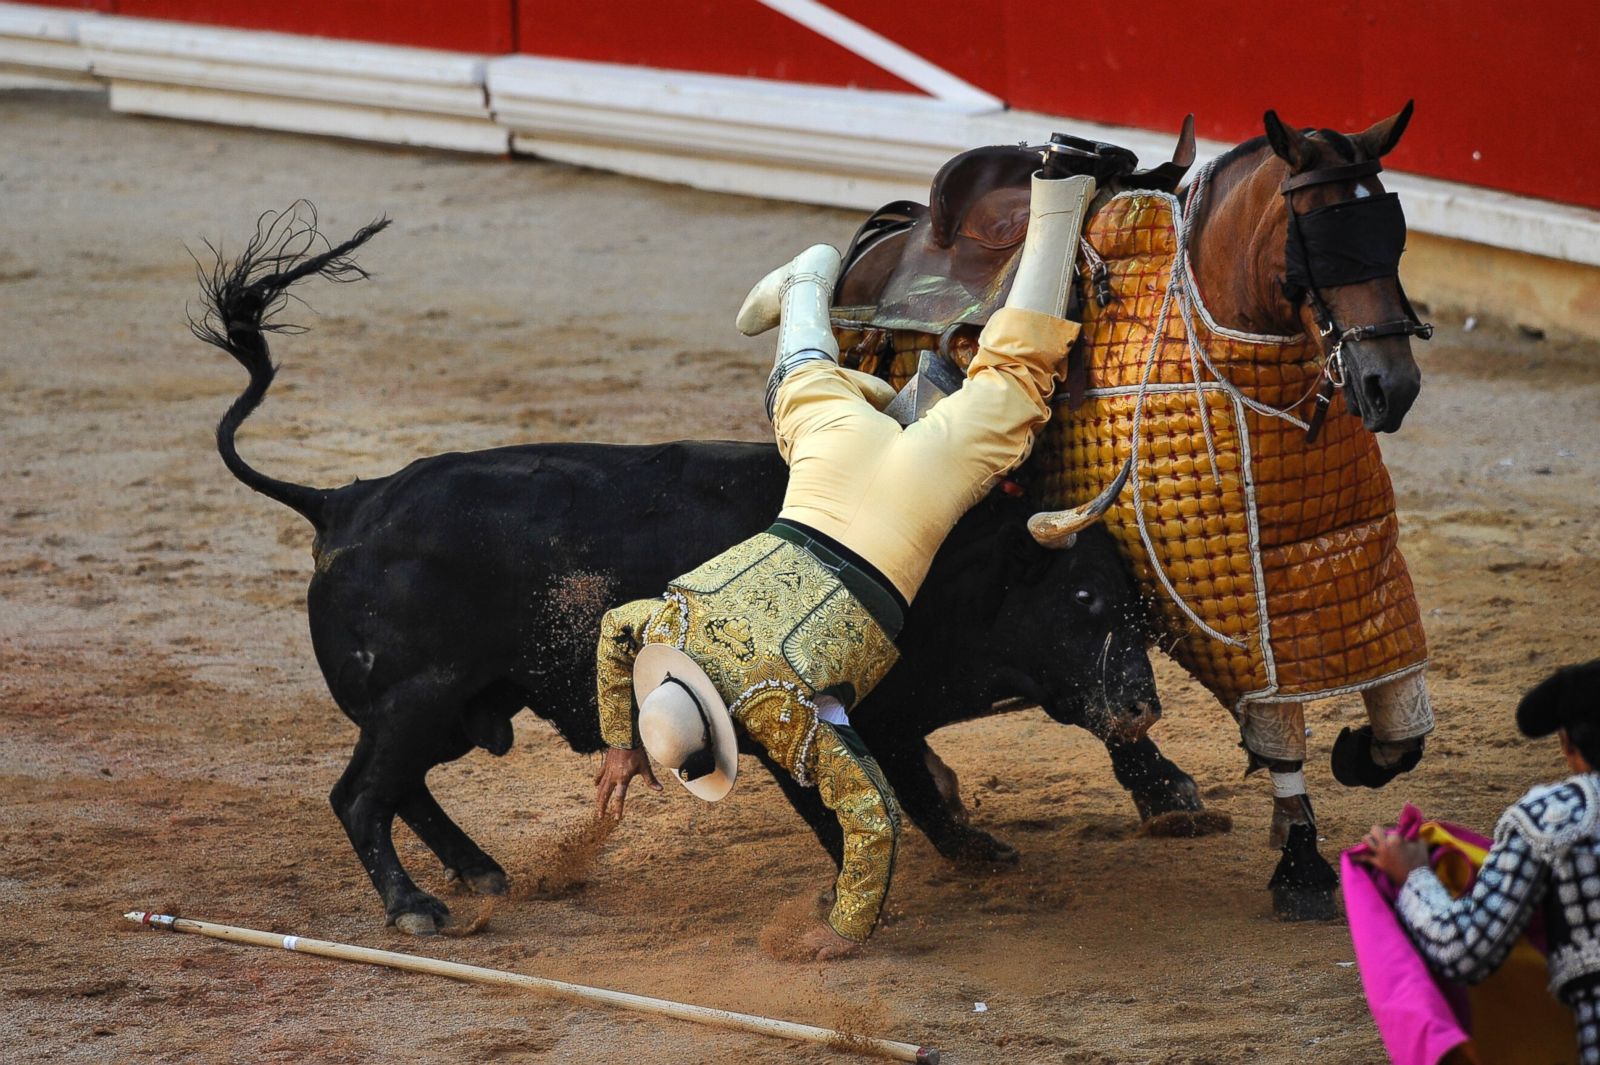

{"left": 1517, "top": 658, "right": 1600, "bottom": 739}
{"left": 633, "top": 644, "right": 737, "bottom": 802}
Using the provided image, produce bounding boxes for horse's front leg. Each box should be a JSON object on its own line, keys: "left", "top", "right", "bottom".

{"left": 1331, "top": 670, "right": 1433, "bottom": 787}
{"left": 1243, "top": 700, "right": 1339, "bottom": 921}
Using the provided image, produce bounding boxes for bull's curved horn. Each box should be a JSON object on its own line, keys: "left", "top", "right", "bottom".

{"left": 1027, "top": 457, "right": 1132, "bottom": 548}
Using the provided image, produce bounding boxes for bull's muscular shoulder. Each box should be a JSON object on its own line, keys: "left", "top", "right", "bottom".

{"left": 1497, "top": 775, "right": 1600, "bottom": 861}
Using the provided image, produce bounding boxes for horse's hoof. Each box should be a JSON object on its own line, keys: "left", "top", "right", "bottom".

{"left": 1272, "top": 883, "right": 1339, "bottom": 922}
{"left": 1139, "top": 809, "right": 1234, "bottom": 838}
{"left": 394, "top": 912, "right": 442, "bottom": 936}
{"left": 1331, "top": 726, "right": 1422, "bottom": 789}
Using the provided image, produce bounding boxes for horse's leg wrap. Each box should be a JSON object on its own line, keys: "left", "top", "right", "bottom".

{"left": 1365, "top": 670, "right": 1434, "bottom": 745}
{"left": 1240, "top": 699, "right": 1308, "bottom": 764}
{"left": 1262, "top": 759, "right": 1313, "bottom": 850}
{"left": 1255, "top": 760, "right": 1336, "bottom": 920}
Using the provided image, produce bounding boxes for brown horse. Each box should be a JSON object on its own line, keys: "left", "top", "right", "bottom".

{"left": 1028, "top": 103, "right": 1433, "bottom": 919}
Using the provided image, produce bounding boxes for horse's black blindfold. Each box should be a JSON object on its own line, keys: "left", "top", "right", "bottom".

{"left": 1284, "top": 192, "right": 1408, "bottom": 301}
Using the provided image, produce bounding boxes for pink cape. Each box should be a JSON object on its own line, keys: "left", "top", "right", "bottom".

{"left": 1340, "top": 804, "right": 1481, "bottom": 1065}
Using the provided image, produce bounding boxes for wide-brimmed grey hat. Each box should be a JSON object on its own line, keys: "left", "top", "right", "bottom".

{"left": 633, "top": 643, "right": 737, "bottom": 802}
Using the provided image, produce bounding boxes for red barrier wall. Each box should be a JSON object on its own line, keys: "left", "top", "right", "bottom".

{"left": 28, "top": 0, "right": 1599, "bottom": 210}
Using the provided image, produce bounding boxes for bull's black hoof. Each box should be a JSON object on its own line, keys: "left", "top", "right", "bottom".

{"left": 1331, "top": 726, "right": 1422, "bottom": 789}
{"left": 445, "top": 863, "right": 509, "bottom": 896}
{"left": 387, "top": 890, "right": 450, "bottom": 936}
{"left": 945, "top": 827, "right": 1020, "bottom": 867}
{"left": 1131, "top": 778, "right": 1204, "bottom": 822}
{"left": 1140, "top": 809, "right": 1233, "bottom": 838}
{"left": 1268, "top": 822, "right": 1339, "bottom": 922}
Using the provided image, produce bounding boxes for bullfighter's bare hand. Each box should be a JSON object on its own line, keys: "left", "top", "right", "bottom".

{"left": 1353, "top": 824, "right": 1430, "bottom": 885}
{"left": 595, "top": 747, "right": 661, "bottom": 819}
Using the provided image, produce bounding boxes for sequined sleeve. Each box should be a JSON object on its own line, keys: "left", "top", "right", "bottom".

{"left": 1395, "top": 826, "right": 1549, "bottom": 985}
{"left": 595, "top": 598, "right": 668, "bottom": 750}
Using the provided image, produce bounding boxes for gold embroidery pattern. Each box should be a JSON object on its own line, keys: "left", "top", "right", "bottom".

{"left": 594, "top": 535, "right": 903, "bottom": 942}
{"left": 807, "top": 722, "right": 900, "bottom": 942}
{"left": 663, "top": 534, "right": 899, "bottom": 714}
{"left": 595, "top": 597, "right": 674, "bottom": 749}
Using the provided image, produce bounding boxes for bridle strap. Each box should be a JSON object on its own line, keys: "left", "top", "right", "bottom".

{"left": 1280, "top": 158, "right": 1383, "bottom": 193}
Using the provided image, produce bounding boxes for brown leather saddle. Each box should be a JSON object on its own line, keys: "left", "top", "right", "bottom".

{"left": 833, "top": 118, "right": 1197, "bottom": 362}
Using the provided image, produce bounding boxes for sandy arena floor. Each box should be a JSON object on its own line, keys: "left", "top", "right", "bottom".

{"left": 2, "top": 89, "right": 1597, "bottom": 1063}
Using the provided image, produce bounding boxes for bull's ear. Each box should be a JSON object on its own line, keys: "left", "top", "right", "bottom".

{"left": 1354, "top": 99, "right": 1414, "bottom": 159}
{"left": 1263, "top": 110, "right": 1314, "bottom": 172}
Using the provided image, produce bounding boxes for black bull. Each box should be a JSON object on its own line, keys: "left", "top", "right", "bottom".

{"left": 194, "top": 212, "right": 1223, "bottom": 933}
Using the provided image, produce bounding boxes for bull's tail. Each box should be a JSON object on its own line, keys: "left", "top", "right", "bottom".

{"left": 189, "top": 202, "right": 391, "bottom": 528}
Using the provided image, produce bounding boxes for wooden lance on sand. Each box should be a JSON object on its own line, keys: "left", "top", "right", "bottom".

{"left": 125, "top": 911, "right": 940, "bottom": 1063}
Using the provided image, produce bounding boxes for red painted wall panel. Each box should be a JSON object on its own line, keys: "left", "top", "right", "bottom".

{"left": 830, "top": 0, "right": 1599, "bottom": 210}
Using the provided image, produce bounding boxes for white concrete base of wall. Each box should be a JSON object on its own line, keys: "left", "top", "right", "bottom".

{"left": 0, "top": 1, "right": 94, "bottom": 85}
{"left": 79, "top": 15, "right": 507, "bottom": 154}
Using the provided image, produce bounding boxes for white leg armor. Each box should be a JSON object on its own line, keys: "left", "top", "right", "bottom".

{"left": 1004, "top": 173, "right": 1097, "bottom": 318}
{"left": 735, "top": 243, "right": 842, "bottom": 421}
{"left": 1240, "top": 699, "right": 1309, "bottom": 763}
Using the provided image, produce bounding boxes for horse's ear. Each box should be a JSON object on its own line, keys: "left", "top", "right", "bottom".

{"left": 1263, "top": 110, "right": 1313, "bottom": 171}
{"left": 1354, "top": 99, "right": 1414, "bottom": 158}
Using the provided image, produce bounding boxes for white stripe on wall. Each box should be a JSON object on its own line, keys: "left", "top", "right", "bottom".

{"left": 753, "top": 0, "right": 1001, "bottom": 110}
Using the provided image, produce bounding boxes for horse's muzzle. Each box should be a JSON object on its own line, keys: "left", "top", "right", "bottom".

{"left": 1346, "top": 341, "right": 1422, "bottom": 433}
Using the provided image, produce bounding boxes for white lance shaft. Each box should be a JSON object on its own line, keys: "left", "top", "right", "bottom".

{"left": 125, "top": 911, "right": 938, "bottom": 1063}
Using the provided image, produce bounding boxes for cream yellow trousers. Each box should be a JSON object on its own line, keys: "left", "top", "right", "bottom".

{"left": 772, "top": 306, "right": 1078, "bottom": 602}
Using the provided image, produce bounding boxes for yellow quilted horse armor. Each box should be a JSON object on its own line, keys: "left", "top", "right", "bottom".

{"left": 1031, "top": 190, "right": 1428, "bottom": 711}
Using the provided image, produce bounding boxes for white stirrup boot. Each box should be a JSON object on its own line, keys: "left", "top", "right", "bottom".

{"left": 735, "top": 243, "right": 842, "bottom": 420}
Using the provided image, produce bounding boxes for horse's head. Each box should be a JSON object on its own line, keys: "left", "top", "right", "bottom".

{"left": 1193, "top": 103, "right": 1429, "bottom": 433}
{"left": 1260, "top": 102, "right": 1429, "bottom": 432}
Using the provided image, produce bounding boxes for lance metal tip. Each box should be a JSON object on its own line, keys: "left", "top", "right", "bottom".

{"left": 124, "top": 910, "right": 938, "bottom": 1063}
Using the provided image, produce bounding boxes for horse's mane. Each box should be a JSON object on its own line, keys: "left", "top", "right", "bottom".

{"left": 1208, "top": 133, "right": 1271, "bottom": 175}
{"left": 1180, "top": 126, "right": 1361, "bottom": 197}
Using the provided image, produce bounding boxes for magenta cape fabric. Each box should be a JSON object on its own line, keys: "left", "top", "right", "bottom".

{"left": 1341, "top": 804, "right": 1485, "bottom": 1065}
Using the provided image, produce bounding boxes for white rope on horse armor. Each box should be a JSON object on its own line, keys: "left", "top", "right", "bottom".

{"left": 1108, "top": 160, "right": 1331, "bottom": 651}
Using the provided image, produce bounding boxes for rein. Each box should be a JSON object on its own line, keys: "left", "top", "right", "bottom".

{"left": 1278, "top": 156, "right": 1433, "bottom": 441}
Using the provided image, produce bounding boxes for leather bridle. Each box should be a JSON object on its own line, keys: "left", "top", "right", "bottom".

{"left": 1279, "top": 157, "right": 1433, "bottom": 440}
